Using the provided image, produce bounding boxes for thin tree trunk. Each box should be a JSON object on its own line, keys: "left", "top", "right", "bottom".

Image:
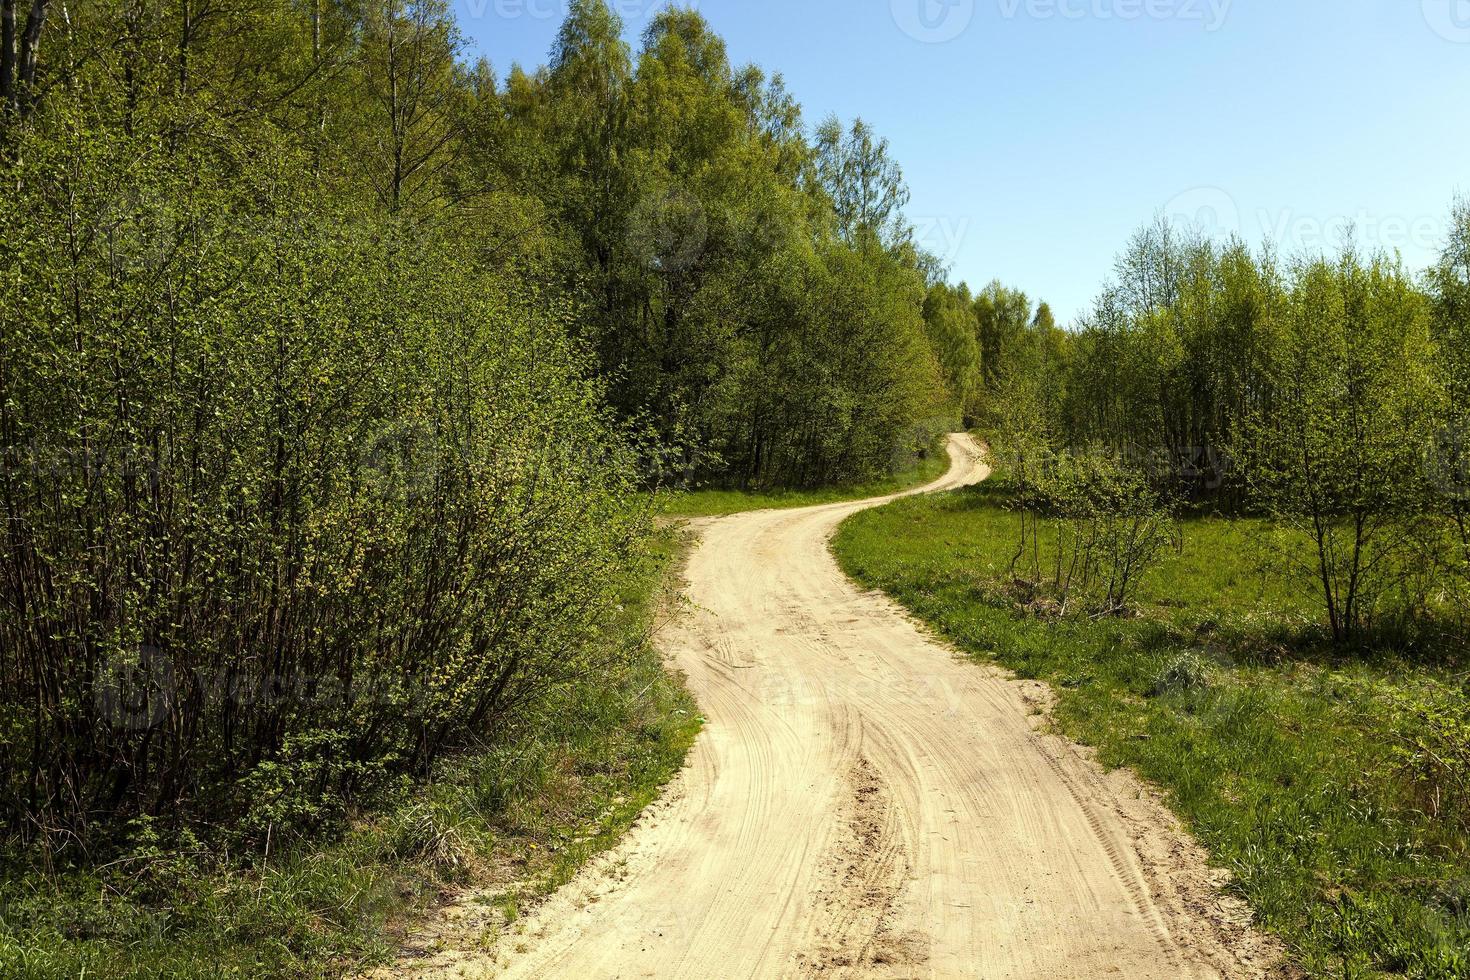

{"left": 1, "top": 0, "right": 17, "bottom": 108}
{"left": 16, "top": 0, "right": 48, "bottom": 95}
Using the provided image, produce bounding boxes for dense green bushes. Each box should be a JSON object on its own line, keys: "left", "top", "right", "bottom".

{"left": 0, "top": 108, "right": 649, "bottom": 843}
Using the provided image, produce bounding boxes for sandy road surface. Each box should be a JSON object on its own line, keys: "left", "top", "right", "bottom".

{"left": 391, "top": 434, "right": 1277, "bottom": 979}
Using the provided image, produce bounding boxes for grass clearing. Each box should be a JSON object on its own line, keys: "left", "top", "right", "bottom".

{"left": 833, "top": 476, "right": 1470, "bottom": 979}
{"left": 0, "top": 531, "right": 701, "bottom": 980}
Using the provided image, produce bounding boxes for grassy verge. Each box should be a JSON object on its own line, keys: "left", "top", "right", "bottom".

{"left": 659, "top": 443, "right": 952, "bottom": 517}
{"left": 0, "top": 531, "right": 701, "bottom": 980}
{"left": 833, "top": 475, "right": 1470, "bottom": 979}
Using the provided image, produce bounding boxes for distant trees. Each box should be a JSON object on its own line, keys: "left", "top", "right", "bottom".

{"left": 1058, "top": 222, "right": 1277, "bottom": 497}
{"left": 922, "top": 282, "right": 982, "bottom": 418}
{"left": 1013, "top": 207, "right": 1470, "bottom": 646}
{"left": 968, "top": 281, "right": 1065, "bottom": 428}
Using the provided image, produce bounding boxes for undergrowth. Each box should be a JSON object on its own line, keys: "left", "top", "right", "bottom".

{"left": 0, "top": 532, "right": 701, "bottom": 979}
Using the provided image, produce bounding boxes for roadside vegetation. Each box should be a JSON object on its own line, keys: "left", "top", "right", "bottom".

{"left": 836, "top": 205, "right": 1470, "bottom": 978}
{"left": 837, "top": 480, "right": 1470, "bottom": 978}
{"left": 0, "top": 530, "right": 699, "bottom": 979}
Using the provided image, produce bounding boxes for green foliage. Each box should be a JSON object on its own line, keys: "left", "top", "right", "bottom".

{"left": 813, "top": 116, "right": 912, "bottom": 245}
{"left": 1043, "top": 208, "right": 1470, "bottom": 650}
{"left": 0, "top": 531, "right": 699, "bottom": 979}
{"left": 518, "top": 2, "right": 955, "bottom": 489}
{"left": 1240, "top": 252, "right": 1442, "bottom": 643}
{"left": 1019, "top": 447, "right": 1179, "bottom": 616}
{"left": 1380, "top": 685, "right": 1470, "bottom": 837}
{"left": 922, "top": 282, "right": 983, "bottom": 418}
{"left": 0, "top": 1, "right": 654, "bottom": 852}
{"left": 1424, "top": 198, "right": 1470, "bottom": 631}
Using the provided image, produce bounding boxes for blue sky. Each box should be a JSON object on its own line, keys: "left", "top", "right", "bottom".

{"left": 454, "top": 0, "right": 1470, "bottom": 324}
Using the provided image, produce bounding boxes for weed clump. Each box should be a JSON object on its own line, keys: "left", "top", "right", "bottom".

{"left": 1153, "top": 653, "right": 1214, "bottom": 697}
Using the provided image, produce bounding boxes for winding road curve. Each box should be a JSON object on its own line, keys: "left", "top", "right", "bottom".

{"left": 399, "top": 434, "right": 1276, "bottom": 979}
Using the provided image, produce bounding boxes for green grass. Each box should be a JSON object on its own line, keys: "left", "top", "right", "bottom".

{"left": 0, "top": 531, "right": 702, "bottom": 980}
{"left": 833, "top": 477, "right": 1470, "bottom": 979}
{"left": 658, "top": 444, "right": 952, "bottom": 517}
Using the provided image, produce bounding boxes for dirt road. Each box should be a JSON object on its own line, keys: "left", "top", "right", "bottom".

{"left": 397, "top": 434, "right": 1276, "bottom": 979}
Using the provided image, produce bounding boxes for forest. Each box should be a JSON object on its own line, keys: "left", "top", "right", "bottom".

{"left": 3, "top": 0, "right": 1469, "bottom": 974}
{"left": 0, "top": 0, "right": 984, "bottom": 856}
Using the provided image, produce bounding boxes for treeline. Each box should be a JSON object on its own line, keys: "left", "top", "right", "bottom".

{"left": 0, "top": 0, "right": 973, "bottom": 850}
{"left": 510, "top": 3, "right": 959, "bottom": 485}
{"left": 989, "top": 208, "right": 1470, "bottom": 646}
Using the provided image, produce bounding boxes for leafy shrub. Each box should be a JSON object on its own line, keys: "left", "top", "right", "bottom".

{"left": 1382, "top": 686, "right": 1470, "bottom": 834}
{"left": 998, "top": 442, "right": 1178, "bottom": 617}
{"left": 0, "top": 106, "right": 650, "bottom": 849}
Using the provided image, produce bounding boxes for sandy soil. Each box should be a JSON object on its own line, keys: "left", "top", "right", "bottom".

{"left": 382, "top": 434, "right": 1282, "bottom": 979}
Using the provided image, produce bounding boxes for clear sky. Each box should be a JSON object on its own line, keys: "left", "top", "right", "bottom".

{"left": 454, "top": 0, "right": 1470, "bottom": 324}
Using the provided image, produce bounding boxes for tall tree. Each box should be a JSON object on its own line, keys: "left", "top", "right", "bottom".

{"left": 813, "top": 115, "right": 911, "bottom": 246}
{"left": 353, "top": 0, "right": 463, "bottom": 214}
{"left": 1241, "top": 252, "right": 1440, "bottom": 642}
